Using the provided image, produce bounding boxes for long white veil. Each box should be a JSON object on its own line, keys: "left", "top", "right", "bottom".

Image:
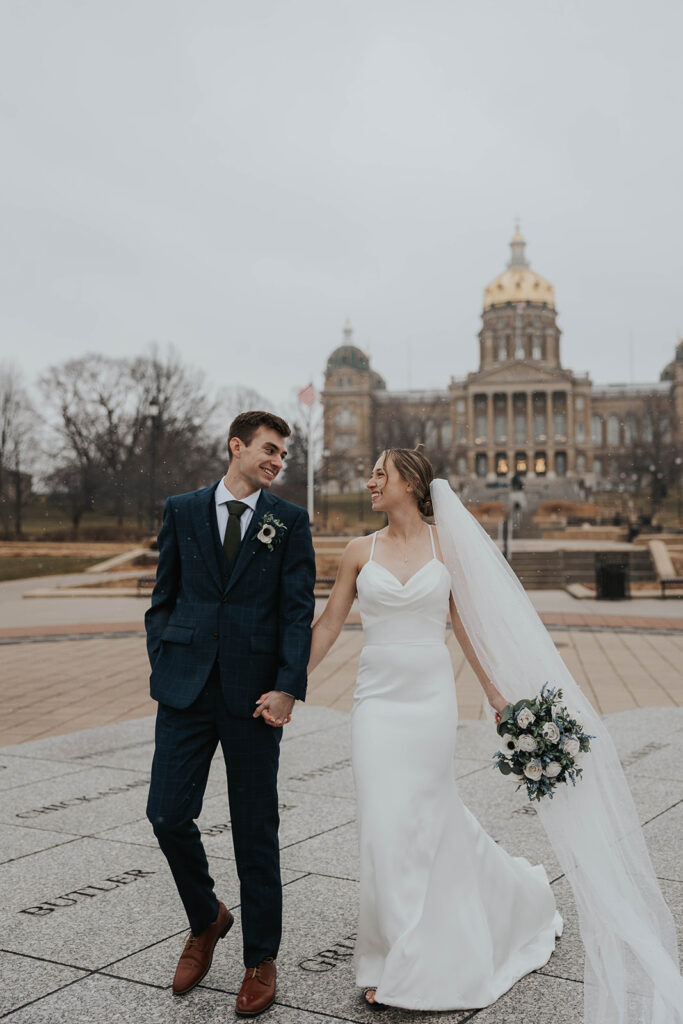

{"left": 431, "top": 478, "right": 683, "bottom": 1024}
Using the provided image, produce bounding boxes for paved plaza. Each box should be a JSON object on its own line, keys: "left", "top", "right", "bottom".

{"left": 1, "top": 572, "right": 682, "bottom": 1022}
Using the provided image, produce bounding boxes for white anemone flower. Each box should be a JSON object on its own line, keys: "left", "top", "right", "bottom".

{"left": 500, "top": 733, "right": 517, "bottom": 758}
{"left": 257, "top": 524, "right": 277, "bottom": 544}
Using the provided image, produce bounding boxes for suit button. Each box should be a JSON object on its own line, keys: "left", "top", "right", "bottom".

{"left": 211, "top": 632, "right": 218, "bottom": 639}
{"left": 221, "top": 597, "right": 228, "bottom": 604}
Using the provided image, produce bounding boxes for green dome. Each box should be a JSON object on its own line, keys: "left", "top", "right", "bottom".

{"left": 326, "top": 345, "right": 370, "bottom": 374}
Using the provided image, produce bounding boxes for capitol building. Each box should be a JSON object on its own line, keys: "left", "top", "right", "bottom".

{"left": 321, "top": 228, "right": 682, "bottom": 494}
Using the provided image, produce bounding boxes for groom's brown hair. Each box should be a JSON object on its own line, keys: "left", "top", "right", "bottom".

{"left": 227, "top": 410, "right": 291, "bottom": 459}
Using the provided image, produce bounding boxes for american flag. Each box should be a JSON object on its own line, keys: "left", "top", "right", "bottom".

{"left": 297, "top": 383, "right": 316, "bottom": 406}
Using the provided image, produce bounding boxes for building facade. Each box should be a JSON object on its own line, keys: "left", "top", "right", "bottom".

{"left": 322, "top": 228, "right": 682, "bottom": 493}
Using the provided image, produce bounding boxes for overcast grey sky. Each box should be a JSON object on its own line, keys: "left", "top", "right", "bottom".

{"left": 1, "top": 0, "right": 681, "bottom": 409}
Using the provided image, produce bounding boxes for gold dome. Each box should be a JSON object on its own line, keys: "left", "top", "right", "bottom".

{"left": 483, "top": 227, "right": 555, "bottom": 311}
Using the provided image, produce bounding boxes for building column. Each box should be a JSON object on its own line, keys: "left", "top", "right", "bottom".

{"left": 566, "top": 391, "right": 575, "bottom": 473}
{"left": 486, "top": 394, "right": 495, "bottom": 480}
{"left": 466, "top": 390, "right": 475, "bottom": 477}
{"left": 546, "top": 391, "right": 555, "bottom": 477}
{"left": 506, "top": 392, "right": 514, "bottom": 476}
{"left": 526, "top": 391, "right": 535, "bottom": 477}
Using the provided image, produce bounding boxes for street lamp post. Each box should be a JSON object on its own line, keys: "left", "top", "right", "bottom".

{"left": 675, "top": 456, "right": 682, "bottom": 524}
{"left": 148, "top": 397, "right": 160, "bottom": 534}
{"left": 322, "top": 447, "right": 330, "bottom": 529}
{"left": 356, "top": 458, "right": 365, "bottom": 526}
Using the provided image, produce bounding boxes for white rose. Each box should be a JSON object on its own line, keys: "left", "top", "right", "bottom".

{"left": 562, "top": 736, "right": 580, "bottom": 758}
{"left": 516, "top": 707, "right": 536, "bottom": 729}
{"left": 542, "top": 721, "right": 561, "bottom": 744}
{"left": 516, "top": 734, "right": 538, "bottom": 753}
{"left": 523, "top": 759, "right": 543, "bottom": 781}
{"left": 500, "top": 733, "right": 517, "bottom": 758}
{"left": 543, "top": 761, "right": 562, "bottom": 778}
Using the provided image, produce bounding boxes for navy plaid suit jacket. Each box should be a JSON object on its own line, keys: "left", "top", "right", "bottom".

{"left": 145, "top": 482, "right": 316, "bottom": 717}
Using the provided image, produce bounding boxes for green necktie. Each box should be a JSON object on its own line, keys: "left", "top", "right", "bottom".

{"left": 223, "top": 500, "right": 248, "bottom": 563}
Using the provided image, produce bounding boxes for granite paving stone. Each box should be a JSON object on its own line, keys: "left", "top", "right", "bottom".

{"left": 0, "top": 951, "right": 87, "bottom": 1017}
{"left": 0, "top": 766, "right": 153, "bottom": 836}
{"left": 0, "top": 753, "right": 84, "bottom": 792}
{"left": 96, "top": 787, "right": 357, "bottom": 856}
{"left": 279, "top": 723, "right": 354, "bottom": 799}
{"left": 1, "top": 716, "right": 156, "bottom": 764}
{"left": 642, "top": 802, "right": 683, "bottom": 881}
{"left": 1, "top": 705, "right": 681, "bottom": 1023}
{"left": 0, "top": 822, "right": 80, "bottom": 865}
{"left": 105, "top": 873, "right": 471, "bottom": 1024}
{"left": 0, "top": 834, "right": 305, "bottom": 970}
{"left": 280, "top": 820, "right": 360, "bottom": 881}
{"left": 471, "top": 972, "right": 584, "bottom": 1024}
{"left": 0, "top": 763, "right": 226, "bottom": 836}
{"left": 4, "top": 973, "right": 338, "bottom": 1024}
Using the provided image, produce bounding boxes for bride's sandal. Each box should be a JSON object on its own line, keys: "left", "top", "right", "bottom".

{"left": 363, "top": 988, "right": 386, "bottom": 1011}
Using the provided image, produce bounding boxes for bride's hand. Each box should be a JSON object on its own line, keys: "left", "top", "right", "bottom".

{"left": 488, "top": 692, "right": 510, "bottom": 725}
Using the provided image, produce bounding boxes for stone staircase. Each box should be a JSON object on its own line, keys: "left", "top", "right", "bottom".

{"left": 461, "top": 477, "right": 583, "bottom": 540}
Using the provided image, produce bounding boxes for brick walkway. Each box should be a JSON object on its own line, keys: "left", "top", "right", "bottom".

{"left": 2, "top": 613, "right": 682, "bottom": 746}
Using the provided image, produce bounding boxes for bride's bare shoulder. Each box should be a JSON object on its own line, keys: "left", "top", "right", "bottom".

{"left": 343, "top": 531, "right": 382, "bottom": 572}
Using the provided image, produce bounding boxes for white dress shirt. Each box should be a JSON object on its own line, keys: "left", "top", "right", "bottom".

{"left": 214, "top": 478, "right": 261, "bottom": 544}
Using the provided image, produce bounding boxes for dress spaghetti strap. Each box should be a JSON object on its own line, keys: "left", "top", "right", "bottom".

{"left": 369, "top": 531, "right": 378, "bottom": 562}
{"left": 428, "top": 524, "right": 437, "bottom": 558}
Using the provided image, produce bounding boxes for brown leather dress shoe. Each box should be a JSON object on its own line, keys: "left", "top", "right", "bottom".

{"left": 235, "top": 957, "right": 277, "bottom": 1016}
{"left": 172, "top": 901, "right": 233, "bottom": 995}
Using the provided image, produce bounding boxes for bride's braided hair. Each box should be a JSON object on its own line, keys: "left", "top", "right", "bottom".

{"left": 381, "top": 446, "right": 434, "bottom": 518}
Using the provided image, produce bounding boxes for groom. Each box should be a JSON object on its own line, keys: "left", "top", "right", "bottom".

{"left": 145, "top": 410, "right": 316, "bottom": 1016}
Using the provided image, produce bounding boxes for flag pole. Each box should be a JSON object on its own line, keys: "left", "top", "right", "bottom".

{"left": 297, "top": 382, "right": 317, "bottom": 525}
{"left": 306, "top": 402, "right": 314, "bottom": 523}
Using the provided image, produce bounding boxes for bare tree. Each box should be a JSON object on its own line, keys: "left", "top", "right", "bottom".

{"left": 40, "top": 346, "right": 224, "bottom": 533}
{"left": 0, "top": 363, "right": 37, "bottom": 538}
{"left": 617, "top": 392, "right": 678, "bottom": 509}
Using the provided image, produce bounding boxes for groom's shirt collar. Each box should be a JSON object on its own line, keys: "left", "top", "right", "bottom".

{"left": 214, "top": 478, "right": 261, "bottom": 543}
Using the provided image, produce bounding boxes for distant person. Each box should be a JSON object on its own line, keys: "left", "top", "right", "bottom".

{"left": 145, "top": 410, "right": 315, "bottom": 1016}
{"left": 511, "top": 470, "right": 524, "bottom": 491}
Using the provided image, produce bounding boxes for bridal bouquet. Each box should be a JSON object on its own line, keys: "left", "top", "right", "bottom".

{"left": 493, "top": 684, "right": 593, "bottom": 801}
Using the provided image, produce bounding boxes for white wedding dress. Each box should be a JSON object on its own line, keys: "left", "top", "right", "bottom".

{"left": 352, "top": 528, "right": 563, "bottom": 1010}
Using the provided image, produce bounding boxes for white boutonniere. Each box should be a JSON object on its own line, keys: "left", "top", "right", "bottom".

{"left": 252, "top": 513, "right": 287, "bottom": 552}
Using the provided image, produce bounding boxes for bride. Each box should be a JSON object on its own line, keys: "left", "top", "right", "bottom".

{"left": 308, "top": 447, "right": 562, "bottom": 1010}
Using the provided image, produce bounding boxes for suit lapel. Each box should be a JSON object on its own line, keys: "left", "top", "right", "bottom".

{"left": 190, "top": 482, "right": 223, "bottom": 592}
{"left": 224, "top": 490, "right": 274, "bottom": 595}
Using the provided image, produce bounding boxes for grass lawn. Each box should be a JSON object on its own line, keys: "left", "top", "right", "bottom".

{"left": 0, "top": 556, "right": 103, "bottom": 581}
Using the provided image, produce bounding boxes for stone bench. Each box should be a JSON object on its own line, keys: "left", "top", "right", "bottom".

{"left": 648, "top": 540, "right": 683, "bottom": 598}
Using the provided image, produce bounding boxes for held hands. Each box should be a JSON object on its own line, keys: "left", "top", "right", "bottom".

{"left": 254, "top": 690, "right": 295, "bottom": 727}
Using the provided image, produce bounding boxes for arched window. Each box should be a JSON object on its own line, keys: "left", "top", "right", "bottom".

{"left": 441, "top": 420, "right": 452, "bottom": 447}
{"left": 623, "top": 413, "right": 637, "bottom": 445}
{"left": 456, "top": 455, "right": 467, "bottom": 475}
{"left": 532, "top": 336, "right": 543, "bottom": 359}
{"left": 591, "top": 414, "right": 603, "bottom": 445}
{"left": 576, "top": 453, "right": 586, "bottom": 474}
{"left": 593, "top": 457, "right": 603, "bottom": 477}
{"left": 607, "top": 414, "right": 620, "bottom": 446}
{"left": 642, "top": 415, "right": 653, "bottom": 442}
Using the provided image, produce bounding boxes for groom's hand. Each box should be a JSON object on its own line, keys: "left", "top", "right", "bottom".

{"left": 254, "top": 690, "right": 295, "bottom": 727}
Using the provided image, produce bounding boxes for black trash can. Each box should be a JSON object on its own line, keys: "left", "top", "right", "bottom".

{"left": 595, "top": 555, "right": 630, "bottom": 600}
